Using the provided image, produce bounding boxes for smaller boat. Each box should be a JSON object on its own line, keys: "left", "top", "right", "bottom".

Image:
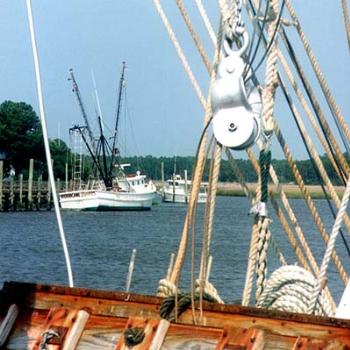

{"left": 161, "top": 172, "right": 208, "bottom": 203}
{"left": 59, "top": 169, "right": 156, "bottom": 211}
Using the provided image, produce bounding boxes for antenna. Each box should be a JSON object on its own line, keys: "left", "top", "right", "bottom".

{"left": 91, "top": 70, "right": 104, "bottom": 132}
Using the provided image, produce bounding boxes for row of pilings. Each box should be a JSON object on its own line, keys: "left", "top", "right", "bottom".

{"left": 0, "top": 159, "right": 68, "bottom": 212}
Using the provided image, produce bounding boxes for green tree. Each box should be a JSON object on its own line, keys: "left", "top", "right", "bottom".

{"left": 0, "top": 100, "right": 45, "bottom": 173}
{"left": 49, "top": 139, "right": 71, "bottom": 180}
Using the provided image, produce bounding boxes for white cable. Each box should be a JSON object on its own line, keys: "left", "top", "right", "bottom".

{"left": 26, "top": 0, "right": 74, "bottom": 287}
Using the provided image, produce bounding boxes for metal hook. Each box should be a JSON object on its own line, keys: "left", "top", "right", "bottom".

{"left": 223, "top": 30, "right": 250, "bottom": 58}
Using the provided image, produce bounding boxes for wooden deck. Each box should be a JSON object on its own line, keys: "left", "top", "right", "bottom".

{"left": 0, "top": 281, "right": 349, "bottom": 349}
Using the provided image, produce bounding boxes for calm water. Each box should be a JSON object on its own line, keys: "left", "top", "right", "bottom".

{"left": 0, "top": 196, "right": 349, "bottom": 304}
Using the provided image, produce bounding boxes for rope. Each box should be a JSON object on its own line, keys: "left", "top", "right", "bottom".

{"left": 257, "top": 265, "right": 333, "bottom": 316}
{"left": 284, "top": 0, "right": 350, "bottom": 149}
{"left": 152, "top": 0, "right": 207, "bottom": 107}
{"left": 277, "top": 50, "right": 347, "bottom": 182}
{"left": 123, "top": 327, "right": 145, "bottom": 347}
{"left": 194, "top": 0, "right": 217, "bottom": 44}
{"left": 157, "top": 278, "right": 178, "bottom": 298}
{"left": 274, "top": 125, "right": 349, "bottom": 288}
{"left": 247, "top": 0, "right": 348, "bottom": 289}
{"left": 255, "top": 216, "right": 271, "bottom": 301}
{"left": 254, "top": 0, "right": 280, "bottom": 303}
{"left": 160, "top": 290, "right": 219, "bottom": 322}
{"left": 341, "top": 0, "right": 350, "bottom": 53}
{"left": 26, "top": 0, "right": 74, "bottom": 287}
{"left": 39, "top": 330, "right": 59, "bottom": 350}
{"left": 175, "top": 0, "right": 212, "bottom": 74}
{"left": 195, "top": 279, "right": 224, "bottom": 304}
{"left": 247, "top": 147, "right": 336, "bottom": 310}
{"left": 259, "top": 149, "right": 271, "bottom": 203}
{"left": 279, "top": 81, "right": 350, "bottom": 246}
{"left": 199, "top": 143, "right": 222, "bottom": 289}
{"left": 308, "top": 174, "right": 350, "bottom": 314}
{"left": 153, "top": 0, "right": 210, "bottom": 288}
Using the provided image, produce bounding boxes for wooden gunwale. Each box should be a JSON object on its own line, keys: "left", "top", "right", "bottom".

{"left": 2, "top": 281, "right": 350, "bottom": 328}
{"left": 1, "top": 281, "right": 350, "bottom": 348}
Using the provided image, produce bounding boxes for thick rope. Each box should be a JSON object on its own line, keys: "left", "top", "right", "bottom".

{"left": 194, "top": 0, "right": 217, "bottom": 44}
{"left": 175, "top": 0, "right": 212, "bottom": 74}
{"left": 274, "top": 124, "right": 349, "bottom": 287}
{"left": 341, "top": 0, "right": 350, "bottom": 53}
{"left": 247, "top": 147, "right": 337, "bottom": 310}
{"left": 280, "top": 84, "right": 350, "bottom": 239}
{"left": 254, "top": 0, "right": 280, "bottom": 302}
{"left": 123, "top": 328, "right": 145, "bottom": 347}
{"left": 152, "top": 0, "right": 207, "bottom": 108}
{"left": 277, "top": 51, "right": 348, "bottom": 181}
{"left": 284, "top": 0, "right": 350, "bottom": 144}
{"left": 308, "top": 174, "right": 350, "bottom": 314}
{"left": 257, "top": 265, "right": 333, "bottom": 316}
{"left": 199, "top": 142, "right": 222, "bottom": 314}
{"left": 278, "top": 32, "right": 350, "bottom": 177}
{"left": 153, "top": 0, "right": 211, "bottom": 288}
{"left": 246, "top": 0, "right": 349, "bottom": 289}
{"left": 199, "top": 142, "right": 222, "bottom": 282}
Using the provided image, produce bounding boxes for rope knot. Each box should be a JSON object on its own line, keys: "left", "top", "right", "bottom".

{"left": 123, "top": 327, "right": 145, "bottom": 347}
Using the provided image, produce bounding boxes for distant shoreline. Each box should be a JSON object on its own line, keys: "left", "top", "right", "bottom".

{"left": 154, "top": 181, "right": 344, "bottom": 199}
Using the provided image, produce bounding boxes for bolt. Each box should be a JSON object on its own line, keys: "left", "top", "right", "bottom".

{"left": 228, "top": 123, "right": 237, "bottom": 132}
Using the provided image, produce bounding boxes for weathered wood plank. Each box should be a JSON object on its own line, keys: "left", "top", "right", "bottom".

{"left": 63, "top": 309, "right": 90, "bottom": 350}
{"left": 0, "top": 304, "right": 19, "bottom": 347}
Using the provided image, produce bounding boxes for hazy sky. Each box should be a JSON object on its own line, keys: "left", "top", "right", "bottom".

{"left": 0, "top": 1, "right": 349, "bottom": 159}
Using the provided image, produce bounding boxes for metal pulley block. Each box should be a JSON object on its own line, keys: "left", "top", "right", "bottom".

{"left": 211, "top": 33, "right": 262, "bottom": 150}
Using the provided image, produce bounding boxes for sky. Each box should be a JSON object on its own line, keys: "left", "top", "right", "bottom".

{"left": 0, "top": 1, "right": 349, "bottom": 159}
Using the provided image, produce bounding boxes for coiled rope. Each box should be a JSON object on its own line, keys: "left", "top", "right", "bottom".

{"left": 256, "top": 265, "right": 333, "bottom": 316}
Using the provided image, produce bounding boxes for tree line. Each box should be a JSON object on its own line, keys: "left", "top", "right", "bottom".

{"left": 0, "top": 100, "right": 345, "bottom": 185}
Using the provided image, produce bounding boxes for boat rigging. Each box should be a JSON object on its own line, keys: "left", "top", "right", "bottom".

{"left": 68, "top": 68, "right": 96, "bottom": 151}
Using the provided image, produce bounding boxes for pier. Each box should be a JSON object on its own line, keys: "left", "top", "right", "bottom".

{"left": 0, "top": 159, "right": 64, "bottom": 212}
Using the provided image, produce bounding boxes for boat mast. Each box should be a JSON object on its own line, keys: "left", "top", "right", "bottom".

{"left": 68, "top": 69, "right": 96, "bottom": 150}
{"left": 110, "top": 62, "right": 127, "bottom": 177}
{"left": 97, "top": 116, "right": 112, "bottom": 188}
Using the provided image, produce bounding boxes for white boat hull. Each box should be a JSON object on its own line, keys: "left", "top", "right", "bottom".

{"left": 59, "top": 190, "right": 156, "bottom": 211}
{"left": 162, "top": 190, "right": 207, "bottom": 204}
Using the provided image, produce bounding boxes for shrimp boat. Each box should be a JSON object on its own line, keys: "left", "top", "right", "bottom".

{"left": 161, "top": 173, "right": 208, "bottom": 203}
{"left": 58, "top": 63, "right": 156, "bottom": 211}
{"left": 2, "top": 0, "right": 350, "bottom": 349}
{"left": 59, "top": 171, "right": 156, "bottom": 211}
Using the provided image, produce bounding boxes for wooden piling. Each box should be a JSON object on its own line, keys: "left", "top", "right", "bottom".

{"left": 65, "top": 162, "right": 69, "bottom": 191}
{"left": 47, "top": 177, "right": 51, "bottom": 210}
{"left": 28, "top": 159, "right": 34, "bottom": 210}
{"left": 37, "top": 175, "right": 42, "bottom": 209}
{"left": 184, "top": 169, "right": 188, "bottom": 204}
{"left": 161, "top": 162, "right": 164, "bottom": 199}
{"left": 19, "top": 174, "right": 23, "bottom": 210}
{"left": 0, "top": 161, "right": 3, "bottom": 211}
{"left": 9, "top": 176, "right": 14, "bottom": 210}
